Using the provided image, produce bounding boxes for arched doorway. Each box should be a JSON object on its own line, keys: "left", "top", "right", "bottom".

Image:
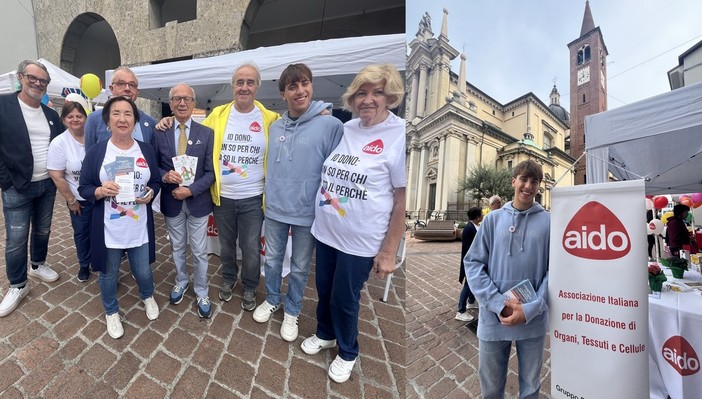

{"left": 240, "top": 0, "right": 405, "bottom": 50}
{"left": 60, "top": 12, "right": 120, "bottom": 79}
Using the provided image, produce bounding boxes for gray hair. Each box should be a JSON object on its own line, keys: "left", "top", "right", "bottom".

{"left": 111, "top": 66, "right": 138, "bottom": 85}
{"left": 489, "top": 195, "right": 502, "bottom": 206}
{"left": 168, "top": 83, "right": 196, "bottom": 101}
{"left": 231, "top": 61, "right": 261, "bottom": 87}
{"left": 16, "top": 60, "right": 50, "bottom": 81}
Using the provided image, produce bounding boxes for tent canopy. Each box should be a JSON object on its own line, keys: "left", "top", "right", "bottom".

{"left": 0, "top": 58, "right": 83, "bottom": 99}
{"left": 123, "top": 34, "right": 405, "bottom": 112}
{"left": 0, "top": 58, "right": 108, "bottom": 104}
{"left": 585, "top": 81, "right": 702, "bottom": 195}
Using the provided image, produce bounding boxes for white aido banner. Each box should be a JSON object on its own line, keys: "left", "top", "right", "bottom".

{"left": 549, "top": 180, "right": 648, "bottom": 399}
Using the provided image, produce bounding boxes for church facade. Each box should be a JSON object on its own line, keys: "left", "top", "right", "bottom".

{"left": 405, "top": 9, "right": 577, "bottom": 219}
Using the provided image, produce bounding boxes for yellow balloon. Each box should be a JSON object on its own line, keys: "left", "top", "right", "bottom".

{"left": 80, "top": 73, "right": 102, "bottom": 99}
{"left": 661, "top": 211, "right": 674, "bottom": 225}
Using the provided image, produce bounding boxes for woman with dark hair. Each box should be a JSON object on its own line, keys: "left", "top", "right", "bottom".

{"left": 47, "top": 101, "right": 91, "bottom": 281}
{"left": 78, "top": 96, "right": 161, "bottom": 339}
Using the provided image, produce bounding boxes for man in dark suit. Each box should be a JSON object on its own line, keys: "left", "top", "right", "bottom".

{"left": 0, "top": 60, "right": 65, "bottom": 317}
{"left": 456, "top": 207, "right": 483, "bottom": 322}
{"left": 152, "top": 83, "right": 215, "bottom": 318}
{"left": 85, "top": 66, "right": 156, "bottom": 150}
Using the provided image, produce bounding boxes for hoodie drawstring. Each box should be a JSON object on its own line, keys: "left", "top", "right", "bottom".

{"left": 507, "top": 210, "right": 531, "bottom": 256}
{"left": 275, "top": 119, "right": 300, "bottom": 162}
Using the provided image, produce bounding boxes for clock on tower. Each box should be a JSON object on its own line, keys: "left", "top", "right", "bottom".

{"left": 577, "top": 66, "right": 590, "bottom": 85}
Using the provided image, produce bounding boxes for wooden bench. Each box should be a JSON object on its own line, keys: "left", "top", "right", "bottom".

{"left": 413, "top": 220, "right": 458, "bottom": 241}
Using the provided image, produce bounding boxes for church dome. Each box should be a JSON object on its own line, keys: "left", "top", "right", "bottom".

{"left": 549, "top": 103, "right": 570, "bottom": 123}
{"left": 548, "top": 84, "right": 570, "bottom": 123}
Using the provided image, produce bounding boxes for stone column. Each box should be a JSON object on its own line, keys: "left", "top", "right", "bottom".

{"left": 416, "top": 144, "right": 427, "bottom": 214}
{"left": 436, "top": 134, "right": 447, "bottom": 213}
{"left": 416, "top": 65, "right": 428, "bottom": 117}
{"left": 409, "top": 71, "right": 419, "bottom": 120}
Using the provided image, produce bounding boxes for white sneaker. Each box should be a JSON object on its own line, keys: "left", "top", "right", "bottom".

{"left": 280, "top": 313, "right": 299, "bottom": 342}
{"left": 28, "top": 264, "right": 59, "bottom": 283}
{"left": 301, "top": 334, "right": 336, "bottom": 355}
{"left": 105, "top": 313, "right": 124, "bottom": 339}
{"left": 0, "top": 285, "right": 30, "bottom": 317}
{"left": 466, "top": 300, "right": 479, "bottom": 310}
{"left": 253, "top": 300, "right": 280, "bottom": 323}
{"left": 328, "top": 355, "right": 356, "bottom": 383}
{"left": 143, "top": 296, "right": 159, "bottom": 320}
{"left": 455, "top": 312, "right": 474, "bottom": 322}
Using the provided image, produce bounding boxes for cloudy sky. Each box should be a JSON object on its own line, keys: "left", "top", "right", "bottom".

{"left": 406, "top": 0, "right": 702, "bottom": 110}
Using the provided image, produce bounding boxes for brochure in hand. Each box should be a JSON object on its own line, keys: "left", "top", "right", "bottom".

{"left": 172, "top": 155, "right": 197, "bottom": 186}
{"left": 504, "top": 279, "right": 538, "bottom": 303}
{"left": 114, "top": 156, "right": 135, "bottom": 203}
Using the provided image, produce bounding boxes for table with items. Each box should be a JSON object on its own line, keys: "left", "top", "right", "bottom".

{"left": 649, "top": 268, "right": 702, "bottom": 399}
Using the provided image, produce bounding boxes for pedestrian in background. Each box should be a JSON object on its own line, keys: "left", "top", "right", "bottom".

{"left": 456, "top": 206, "right": 482, "bottom": 322}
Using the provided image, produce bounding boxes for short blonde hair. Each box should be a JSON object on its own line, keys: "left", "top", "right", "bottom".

{"left": 342, "top": 64, "right": 404, "bottom": 112}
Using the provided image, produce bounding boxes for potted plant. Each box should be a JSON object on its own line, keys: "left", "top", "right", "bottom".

{"left": 648, "top": 264, "right": 667, "bottom": 292}
{"left": 666, "top": 257, "right": 688, "bottom": 279}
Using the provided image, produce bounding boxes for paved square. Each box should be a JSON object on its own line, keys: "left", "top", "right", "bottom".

{"left": 0, "top": 197, "right": 405, "bottom": 398}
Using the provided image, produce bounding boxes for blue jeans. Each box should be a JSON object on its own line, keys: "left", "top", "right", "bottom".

{"left": 2, "top": 179, "right": 56, "bottom": 287}
{"left": 213, "top": 195, "right": 263, "bottom": 292}
{"left": 314, "top": 240, "right": 373, "bottom": 361}
{"left": 69, "top": 200, "right": 92, "bottom": 270}
{"left": 479, "top": 336, "right": 545, "bottom": 399}
{"left": 165, "top": 202, "right": 209, "bottom": 298}
{"left": 100, "top": 243, "right": 154, "bottom": 315}
{"left": 457, "top": 282, "right": 475, "bottom": 313}
{"left": 263, "top": 217, "right": 315, "bottom": 316}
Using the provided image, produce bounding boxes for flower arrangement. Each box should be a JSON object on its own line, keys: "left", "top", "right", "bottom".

{"left": 666, "top": 257, "right": 688, "bottom": 279}
{"left": 648, "top": 264, "right": 667, "bottom": 292}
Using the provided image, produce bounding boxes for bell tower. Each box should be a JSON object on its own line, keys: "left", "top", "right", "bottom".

{"left": 567, "top": 0, "right": 608, "bottom": 184}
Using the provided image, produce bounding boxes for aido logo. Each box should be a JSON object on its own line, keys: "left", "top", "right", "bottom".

{"left": 206, "top": 215, "right": 218, "bottom": 237}
{"left": 662, "top": 336, "right": 700, "bottom": 376}
{"left": 562, "top": 201, "right": 630, "bottom": 260}
{"left": 362, "top": 139, "right": 384, "bottom": 155}
{"left": 249, "top": 121, "right": 262, "bottom": 133}
{"left": 136, "top": 158, "right": 148, "bottom": 168}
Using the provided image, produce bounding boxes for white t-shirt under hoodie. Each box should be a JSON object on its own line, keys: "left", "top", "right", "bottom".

{"left": 311, "top": 112, "right": 406, "bottom": 257}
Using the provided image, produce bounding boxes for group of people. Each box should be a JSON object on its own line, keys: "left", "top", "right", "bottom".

{"left": 0, "top": 59, "right": 406, "bottom": 384}
{"left": 456, "top": 160, "right": 550, "bottom": 399}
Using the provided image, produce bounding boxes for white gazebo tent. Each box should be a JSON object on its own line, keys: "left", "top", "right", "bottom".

{"left": 586, "top": 81, "right": 702, "bottom": 195}
{"left": 119, "top": 34, "right": 406, "bottom": 112}
{"left": 0, "top": 58, "right": 108, "bottom": 105}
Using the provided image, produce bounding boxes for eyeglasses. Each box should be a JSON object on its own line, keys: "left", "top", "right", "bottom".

{"left": 22, "top": 73, "right": 50, "bottom": 87}
{"left": 112, "top": 81, "right": 138, "bottom": 90}
{"left": 170, "top": 96, "right": 195, "bottom": 104}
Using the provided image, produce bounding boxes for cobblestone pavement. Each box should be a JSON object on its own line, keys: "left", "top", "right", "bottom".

{"left": 405, "top": 236, "right": 552, "bottom": 399}
{"left": 0, "top": 197, "right": 406, "bottom": 398}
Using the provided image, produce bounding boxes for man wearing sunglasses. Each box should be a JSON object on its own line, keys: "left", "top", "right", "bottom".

{"left": 0, "top": 60, "right": 65, "bottom": 317}
{"left": 85, "top": 66, "right": 156, "bottom": 150}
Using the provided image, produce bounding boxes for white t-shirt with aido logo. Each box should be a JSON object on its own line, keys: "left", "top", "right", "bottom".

{"left": 311, "top": 112, "right": 406, "bottom": 257}
{"left": 219, "top": 107, "right": 266, "bottom": 199}
{"left": 100, "top": 141, "right": 151, "bottom": 249}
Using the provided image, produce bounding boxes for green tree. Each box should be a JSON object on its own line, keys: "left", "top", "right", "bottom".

{"left": 457, "top": 164, "right": 513, "bottom": 205}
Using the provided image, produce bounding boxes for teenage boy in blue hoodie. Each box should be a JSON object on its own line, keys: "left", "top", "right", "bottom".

{"left": 253, "top": 64, "right": 344, "bottom": 343}
{"left": 464, "top": 159, "right": 550, "bottom": 399}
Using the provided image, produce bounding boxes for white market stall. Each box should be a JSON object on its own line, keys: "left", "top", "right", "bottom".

{"left": 118, "top": 34, "right": 406, "bottom": 112}
{"left": 0, "top": 58, "right": 108, "bottom": 105}
{"left": 585, "top": 81, "right": 702, "bottom": 194}
{"left": 583, "top": 82, "right": 702, "bottom": 399}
